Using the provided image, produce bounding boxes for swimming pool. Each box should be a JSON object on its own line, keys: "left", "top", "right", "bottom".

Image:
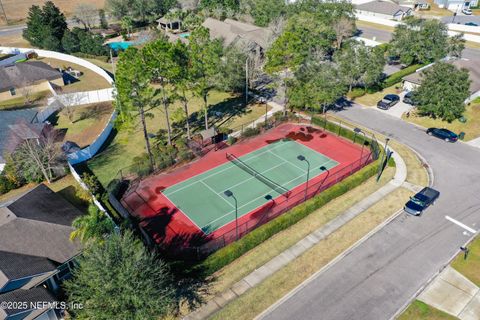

{"left": 107, "top": 41, "right": 133, "bottom": 51}
{"left": 179, "top": 33, "right": 190, "bottom": 38}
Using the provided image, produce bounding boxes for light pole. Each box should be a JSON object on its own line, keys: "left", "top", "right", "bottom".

{"left": 354, "top": 128, "right": 366, "bottom": 165}
{"left": 377, "top": 138, "right": 390, "bottom": 182}
{"left": 319, "top": 165, "right": 330, "bottom": 190}
{"left": 260, "top": 97, "right": 268, "bottom": 127}
{"left": 224, "top": 190, "right": 238, "bottom": 240}
{"left": 297, "top": 155, "right": 310, "bottom": 201}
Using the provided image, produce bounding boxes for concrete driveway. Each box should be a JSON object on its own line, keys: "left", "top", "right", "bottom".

{"left": 260, "top": 104, "right": 480, "bottom": 320}
{"left": 374, "top": 91, "right": 415, "bottom": 119}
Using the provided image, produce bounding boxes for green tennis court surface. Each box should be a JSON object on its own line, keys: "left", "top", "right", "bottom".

{"left": 163, "top": 139, "right": 338, "bottom": 234}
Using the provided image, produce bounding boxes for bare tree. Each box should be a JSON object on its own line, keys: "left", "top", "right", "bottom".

{"left": 58, "top": 93, "right": 87, "bottom": 123}
{"left": 332, "top": 17, "right": 355, "bottom": 50}
{"left": 74, "top": 3, "right": 98, "bottom": 30}
{"left": 266, "top": 16, "right": 286, "bottom": 49}
{"left": 13, "top": 129, "right": 64, "bottom": 184}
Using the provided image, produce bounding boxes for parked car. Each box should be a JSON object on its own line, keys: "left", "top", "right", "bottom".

{"left": 377, "top": 94, "right": 400, "bottom": 110}
{"left": 426, "top": 128, "right": 458, "bottom": 142}
{"left": 404, "top": 187, "right": 440, "bottom": 216}
{"left": 387, "top": 56, "right": 401, "bottom": 65}
{"left": 462, "top": 8, "right": 472, "bottom": 15}
{"left": 465, "top": 22, "right": 479, "bottom": 26}
{"left": 403, "top": 91, "right": 416, "bottom": 105}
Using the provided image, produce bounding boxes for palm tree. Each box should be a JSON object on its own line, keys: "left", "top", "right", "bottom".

{"left": 70, "top": 205, "right": 115, "bottom": 244}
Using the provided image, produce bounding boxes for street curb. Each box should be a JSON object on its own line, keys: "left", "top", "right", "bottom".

{"left": 256, "top": 207, "right": 406, "bottom": 320}
{"left": 184, "top": 146, "right": 407, "bottom": 320}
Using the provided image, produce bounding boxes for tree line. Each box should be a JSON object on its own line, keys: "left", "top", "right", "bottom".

{"left": 115, "top": 27, "right": 246, "bottom": 171}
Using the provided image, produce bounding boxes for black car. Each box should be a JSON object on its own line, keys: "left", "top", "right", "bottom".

{"left": 465, "top": 22, "right": 479, "bottom": 27}
{"left": 403, "top": 91, "right": 416, "bottom": 105}
{"left": 404, "top": 187, "right": 440, "bottom": 216}
{"left": 426, "top": 128, "right": 458, "bottom": 142}
{"left": 377, "top": 94, "right": 400, "bottom": 110}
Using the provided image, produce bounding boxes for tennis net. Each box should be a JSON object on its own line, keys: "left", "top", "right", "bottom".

{"left": 226, "top": 152, "right": 291, "bottom": 198}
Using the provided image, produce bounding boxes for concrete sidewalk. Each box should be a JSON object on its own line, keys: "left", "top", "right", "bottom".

{"left": 418, "top": 266, "right": 480, "bottom": 320}
{"left": 184, "top": 147, "right": 409, "bottom": 320}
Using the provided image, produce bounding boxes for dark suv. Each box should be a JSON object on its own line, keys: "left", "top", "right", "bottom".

{"left": 403, "top": 91, "right": 416, "bottom": 105}
{"left": 426, "top": 128, "right": 458, "bottom": 142}
{"left": 377, "top": 94, "right": 400, "bottom": 110}
{"left": 404, "top": 187, "right": 440, "bottom": 216}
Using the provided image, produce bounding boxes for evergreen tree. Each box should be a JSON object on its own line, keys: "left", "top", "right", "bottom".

{"left": 64, "top": 231, "right": 174, "bottom": 319}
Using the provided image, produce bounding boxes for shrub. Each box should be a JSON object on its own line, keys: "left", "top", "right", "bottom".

{"left": 227, "top": 135, "right": 237, "bottom": 145}
{"left": 241, "top": 127, "right": 260, "bottom": 138}
{"left": 383, "top": 64, "right": 423, "bottom": 88}
{"left": 200, "top": 160, "right": 379, "bottom": 274}
{"left": 347, "top": 88, "right": 366, "bottom": 99}
{"left": 81, "top": 172, "right": 102, "bottom": 196}
{"left": 0, "top": 175, "right": 16, "bottom": 195}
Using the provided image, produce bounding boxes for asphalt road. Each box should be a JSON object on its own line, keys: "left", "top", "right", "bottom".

{"left": 261, "top": 105, "right": 480, "bottom": 320}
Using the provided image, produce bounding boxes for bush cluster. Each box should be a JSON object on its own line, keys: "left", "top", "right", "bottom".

{"left": 382, "top": 64, "right": 423, "bottom": 88}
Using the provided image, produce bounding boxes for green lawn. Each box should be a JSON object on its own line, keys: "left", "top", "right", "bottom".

{"left": 353, "top": 85, "right": 401, "bottom": 107}
{"left": 88, "top": 91, "right": 264, "bottom": 186}
{"left": 0, "top": 90, "right": 50, "bottom": 110}
{"left": 403, "top": 100, "right": 480, "bottom": 141}
{"left": 398, "top": 300, "right": 457, "bottom": 320}
{"left": 34, "top": 57, "right": 112, "bottom": 93}
{"left": 451, "top": 236, "right": 480, "bottom": 287}
{"left": 50, "top": 102, "right": 114, "bottom": 148}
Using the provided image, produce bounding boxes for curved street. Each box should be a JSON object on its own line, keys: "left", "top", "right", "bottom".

{"left": 260, "top": 105, "right": 480, "bottom": 320}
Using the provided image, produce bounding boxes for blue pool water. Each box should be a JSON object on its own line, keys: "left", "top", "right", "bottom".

{"left": 107, "top": 41, "right": 133, "bottom": 51}
{"left": 179, "top": 33, "right": 190, "bottom": 38}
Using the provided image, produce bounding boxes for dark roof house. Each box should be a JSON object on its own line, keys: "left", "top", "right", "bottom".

{"left": 0, "top": 61, "right": 62, "bottom": 92}
{"left": 0, "top": 184, "right": 82, "bottom": 320}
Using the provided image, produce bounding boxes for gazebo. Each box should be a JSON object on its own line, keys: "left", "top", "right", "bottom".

{"left": 157, "top": 17, "right": 182, "bottom": 32}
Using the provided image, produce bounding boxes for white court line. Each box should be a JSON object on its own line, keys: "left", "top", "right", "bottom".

{"left": 268, "top": 150, "right": 307, "bottom": 173}
{"left": 202, "top": 158, "right": 340, "bottom": 230}
{"left": 200, "top": 181, "right": 235, "bottom": 208}
{"left": 164, "top": 142, "right": 288, "bottom": 197}
{"left": 445, "top": 215, "right": 477, "bottom": 234}
{"left": 211, "top": 161, "right": 288, "bottom": 195}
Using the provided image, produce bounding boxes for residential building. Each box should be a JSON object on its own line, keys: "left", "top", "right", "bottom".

{"left": 403, "top": 58, "right": 480, "bottom": 102}
{"left": 0, "top": 61, "right": 63, "bottom": 101}
{"left": 202, "top": 18, "right": 272, "bottom": 52}
{"left": 0, "top": 184, "right": 83, "bottom": 320}
{"left": 356, "top": 1, "right": 414, "bottom": 20}
{"left": 434, "top": 0, "right": 478, "bottom": 11}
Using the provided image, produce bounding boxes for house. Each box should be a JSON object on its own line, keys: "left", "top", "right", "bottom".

{"left": 0, "top": 184, "right": 83, "bottom": 320}
{"left": 202, "top": 18, "right": 272, "bottom": 52}
{"left": 356, "top": 1, "right": 413, "bottom": 20}
{"left": 0, "top": 61, "right": 63, "bottom": 101}
{"left": 157, "top": 16, "right": 182, "bottom": 32}
{"left": 402, "top": 58, "right": 480, "bottom": 102}
{"left": 434, "top": 0, "right": 478, "bottom": 11}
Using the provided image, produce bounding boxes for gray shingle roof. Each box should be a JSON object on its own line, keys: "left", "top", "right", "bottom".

{"left": 202, "top": 18, "right": 271, "bottom": 49}
{"left": 0, "top": 184, "right": 82, "bottom": 271}
{"left": 0, "top": 287, "right": 56, "bottom": 316}
{"left": 0, "top": 61, "right": 62, "bottom": 92}
{"left": 356, "top": 1, "right": 411, "bottom": 15}
{"left": 0, "top": 251, "right": 57, "bottom": 281}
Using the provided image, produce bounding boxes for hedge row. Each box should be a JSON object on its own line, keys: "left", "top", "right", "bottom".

{"left": 200, "top": 159, "right": 379, "bottom": 275}
{"left": 383, "top": 64, "right": 423, "bottom": 88}
{"left": 199, "top": 119, "right": 384, "bottom": 274}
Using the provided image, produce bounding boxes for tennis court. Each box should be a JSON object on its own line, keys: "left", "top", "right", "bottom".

{"left": 162, "top": 139, "right": 338, "bottom": 234}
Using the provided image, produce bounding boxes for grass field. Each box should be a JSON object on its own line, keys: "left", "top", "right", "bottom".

{"left": 50, "top": 102, "right": 113, "bottom": 148}
{"left": 0, "top": 0, "right": 105, "bottom": 25}
{"left": 402, "top": 100, "right": 480, "bottom": 141}
{"left": 87, "top": 91, "right": 267, "bottom": 186}
{"left": 208, "top": 186, "right": 413, "bottom": 320}
{"left": 34, "top": 57, "right": 111, "bottom": 93}
{"left": 399, "top": 300, "right": 457, "bottom": 320}
{"left": 451, "top": 235, "right": 480, "bottom": 287}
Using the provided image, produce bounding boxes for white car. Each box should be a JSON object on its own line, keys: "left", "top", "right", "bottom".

{"left": 462, "top": 8, "right": 473, "bottom": 15}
